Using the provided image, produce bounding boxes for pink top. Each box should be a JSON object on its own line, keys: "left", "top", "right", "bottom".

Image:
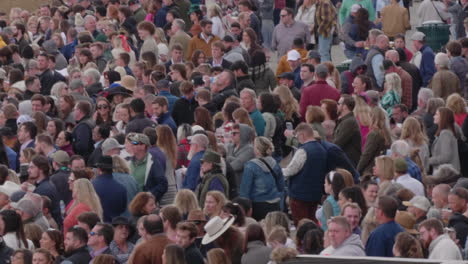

{"left": 63, "top": 202, "right": 92, "bottom": 236}
{"left": 358, "top": 122, "right": 370, "bottom": 151}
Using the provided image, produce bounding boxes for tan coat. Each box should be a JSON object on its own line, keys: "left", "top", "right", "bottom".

{"left": 428, "top": 69, "right": 460, "bottom": 100}
{"left": 169, "top": 30, "right": 192, "bottom": 60}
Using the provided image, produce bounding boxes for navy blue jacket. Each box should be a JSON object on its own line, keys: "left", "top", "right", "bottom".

{"left": 92, "top": 173, "right": 127, "bottom": 222}
{"left": 142, "top": 154, "right": 168, "bottom": 201}
{"left": 154, "top": 4, "right": 177, "bottom": 27}
{"left": 34, "top": 178, "right": 62, "bottom": 226}
{"left": 320, "top": 140, "right": 360, "bottom": 183}
{"left": 157, "top": 112, "right": 177, "bottom": 135}
{"left": 365, "top": 220, "right": 404, "bottom": 257}
{"left": 183, "top": 150, "right": 205, "bottom": 191}
{"left": 72, "top": 117, "right": 94, "bottom": 161}
{"left": 419, "top": 45, "right": 436, "bottom": 87}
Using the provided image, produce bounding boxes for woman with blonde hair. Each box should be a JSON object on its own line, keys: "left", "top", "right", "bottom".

{"left": 163, "top": 244, "right": 186, "bottom": 264}
{"left": 63, "top": 178, "right": 103, "bottom": 234}
{"left": 207, "top": 4, "right": 227, "bottom": 38}
{"left": 353, "top": 96, "right": 372, "bottom": 150}
{"left": 446, "top": 93, "right": 467, "bottom": 127}
{"left": 154, "top": 28, "right": 169, "bottom": 62}
{"left": 173, "top": 189, "right": 200, "bottom": 219}
{"left": 156, "top": 125, "right": 178, "bottom": 206}
{"left": 204, "top": 190, "right": 226, "bottom": 218}
{"left": 373, "top": 155, "right": 394, "bottom": 183}
{"left": 400, "top": 117, "right": 430, "bottom": 172}
{"left": 381, "top": 73, "right": 402, "bottom": 115}
{"left": 233, "top": 108, "right": 255, "bottom": 130}
{"left": 207, "top": 248, "right": 231, "bottom": 264}
{"left": 357, "top": 107, "right": 392, "bottom": 175}
{"left": 273, "top": 85, "right": 301, "bottom": 126}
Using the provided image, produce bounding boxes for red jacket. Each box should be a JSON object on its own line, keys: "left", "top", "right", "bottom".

{"left": 300, "top": 80, "right": 340, "bottom": 119}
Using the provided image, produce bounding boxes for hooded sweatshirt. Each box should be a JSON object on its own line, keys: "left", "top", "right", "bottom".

{"left": 340, "top": 57, "right": 366, "bottom": 95}
{"left": 226, "top": 124, "right": 256, "bottom": 185}
{"left": 43, "top": 40, "right": 68, "bottom": 70}
{"left": 321, "top": 234, "right": 366, "bottom": 256}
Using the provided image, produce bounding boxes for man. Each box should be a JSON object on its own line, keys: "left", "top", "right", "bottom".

{"left": 365, "top": 34, "right": 389, "bottom": 91}
{"left": 70, "top": 155, "right": 86, "bottom": 171}
{"left": 231, "top": 60, "right": 255, "bottom": 92}
{"left": 63, "top": 226, "right": 91, "bottom": 263}
{"left": 448, "top": 187, "right": 468, "bottom": 247}
{"left": 240, "top": 88, "right": 266, "bottom": 136}
{"left": 169, "top": 19, "right": 191, "bottom": 60}
{"left": 171, "top": 81, "right": 199, "bottom": 126}
{"left": 333, "top": 95, "right": 362, "bottom": 166}
{"left": 391, "top": 49, "right": 422, "bottom": 110}
{"left": 427, "top": 183, "right": 451, "bottom": 220}
{"left": 88, "top": 223, "right": 115, "bottom": 261}
{"left": 90, "top": 43, "right": 107, "bottom": 73}
{"left": 129, "top": 0, "right": 147, "bottom": 23}
{"left": 392, "top": 158, "right": 425, "bottom": 196}
{"left": 23, "top": 76, "right": 41, "bottom": 101}
{"left": 341, "top": 203, "right": 362, "bottom": 235}
{"left": 165, "top": 44, "right": 185, "bottom": 73}
{"left": 31, "top": 94, "right": 46, "bottom": 113}
{"left": 197, "top": 150, "right": 229, "bottom": 207}
{"left": 383, "top": 60, "right": 412, "bottom": 110}
{"left": 128, "top": 133, "right": 168, "bottom": 200}
{"left": 275, "top": 38, "right": 308, "bottom": 77}
{"left": 272, "top": 8, "right": 310, "bottom": 57}
{"left": 419, "top": 218, "right": 462, "bottom": 260}
{"left": 222, "top": 35, "right": 249, "bottom": 63}
{"left": 92, "top": 156, "right": 127, "bottom": 222}
{"left": 13, "top": 23, "right": 30, "bottom": 54}
{"left": 300, "top": 64, "right": 340, "bottom": 119}
{"left": 339, "top": 0, "right": 375, "bottom": 24}
{"left": 160, "top": 205, "right": 182, "bottom": 241}
{"left": 13, "top": 197, "right": 49, "bottom": 231}
{"left": 411, "top": 88, "right": 433, "bottom": 118}
{"left": 320, "top": 216, "right": 365, "bottom": 256}
{"left": 72, "top": 101, "right": 95, "bottom": 160}
{"left": 403, "top": 196, "right": 431, "bottom": 224}
{"left": 366, "top": 196, "right": 404, "bottom": 257}
{"left": 83, "top": 68, "right": 103, "bottom": 97}
{"left": 18, "top": 122, "right": 36, "bottom": 151}
{"left": 69, "top": 79, "right": 93, "bottom": 106}
{"left": 88, "top": 124, "right": 110, "bottom": 168}
{"left": 126, "top": 98, "right": 156, "bottom": 134}
{"left": 226, "top": 124, "right": 256, "bottom": 187}
{"left": 152, "top": 97, "right": 177, "bottom": 134}
{"left": 43, "top": 39, "right": 68, "bottom": 71}
{"left": 428, "top": 52, "right": 460, "bottom": 100}
{"left": 239, "top": 0, "right": 262, "bottom": 40}
{"left": 381, "top": 0, "right": 410, "bottom": 38}
{"left": 446, "top": 40, "right": 467, "bottom": 96}
{"left": 187, "top": 19, "right": 221, "bottom": 59}
{"left": 129, "top": 214, "right": 172, "bottom": 264}
{"left": 411, "top": 31, "right": 436, "bottom": 86}
{"left": 208, "top": 70, "right": 238, "bottom": 111}
{"left": 50, "top": 150, "right": 72, "bottom": 206}
{"left": 278, "top": 72, "right": 301, "bottom": 101}
{"left": 391, "top": 104, "right": 409, "bottom": 127}
{"left": 35, "top": 134, "right": 56, "bottom": 158}
{"left": 286, "top": 49, "right": 303, "bottom": 89}
{"left": 154, "top": 0, "right": 177, "bottom": 28}
{"left": 390, "top": 140, "right": 423, "bottom": 181}
{"left": 299, "top": 63, "right": 315, "bottom": 90}
{"left": 118, "top": 7, "right": 137, "bottom": 36}
{"left": 282, "top": 123, "right": 328, "bottom": 225}
{"left": 183, "top": 134, "right": 209, "bottom": 191}
{"left": 208, "top": 41, "right": 232, "bottom": 69}
{"left": 176, "top": 222, "right": 204, "bottom": 264}
{"left": 137, "top": 21, "right": 159, "bottom": 62}
{"left": 156, "top": 80, "right": 179, "bottom": 114}
{"left": 27, "top": 155, "right": 61, "bottom": 227}
{"left": 37, "top": 53, "right": 58, "bottom": 95}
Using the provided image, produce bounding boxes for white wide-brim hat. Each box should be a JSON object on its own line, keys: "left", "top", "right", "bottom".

{"left": 202, "top": 215, "right": 235, "bottom": 245}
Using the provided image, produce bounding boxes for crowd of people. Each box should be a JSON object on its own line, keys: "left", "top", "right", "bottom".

{"left": 0, "top": 0, "right": 467, "bottom": 263}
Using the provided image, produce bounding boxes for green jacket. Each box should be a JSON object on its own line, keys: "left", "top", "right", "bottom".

{"left": 196, "top": 168, "right": 229, "bottom": 207}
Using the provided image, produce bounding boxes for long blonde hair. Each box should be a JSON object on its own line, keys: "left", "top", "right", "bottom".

{"left": 370, "top": 107, "right": 392, "bottom": 146}
{"left": 207, "top": 248, "right": 231, "bottom": 264}
{"left": 353, "top": 96, "right": 372, "bottom": 127}
{"left": 204, "top": 191, "right": 226, "bottom": 217}
{"left": 273, "top": 85, "right": 300, "bottom": 120}
{"left": 374, "top": 156, "right": 394, "bottom": 181}
{"left": 156, "top": 125, "right": 178, "bottom": 168}
{"left": 112, "top": 155, "right": 130, "bottom": 174}
{"left": 400, "top": 117, "right": 428, "bottom": 146}
{"left": 73, "top": 179, "right": 103, "bottom": 220}
{"left": 174, "top": 189, "right": 200, "bottom": 216}
{"left": 385, "top": 73, "right": 402, "bottom": 96}
{"left": 154, "top": 28, "right": 168, "bottom": 44}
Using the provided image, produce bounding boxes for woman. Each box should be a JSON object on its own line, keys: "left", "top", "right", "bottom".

{"left": 320, "top": 99, "right": 338, "bottom": 142}
{"left": 11, "top": 249, "right": 33, "bottom": 264}
{"left": 112, "top": 156, "right": 139, "bottom": 205}
{"left": 33, "top": 112, "right": 47, "bottom": 134}
{"left": 32, "top": 249, "right": 54, "bottom": 264}
{"left": 111, "top": 35, "right": 136, "bottom": 66}
{"left": 342, "top": 8, "right": 374, "bottom": 59}
{"left": 305, "top": 106, "right": 327, "bottom": 140}
{"left": 373, "top": 155, "right": 395, "bottom": 187}
{"left": 249, "top": 50, "right": 277, "bottom": 95}
{"left": 128, "top": 192, "right": 157, "bottom": 225}
{"left": 109, "top": 217, "right": 135, "bottom": 264}
{"left": 0, "top": 210, "right": 34, "bottom": 250}
{"left": 338, "top": 186, "right": 368, "bottom": 218}
{"left": 114, "top": 104, "right": 131, "bottom": 134}
{"left": 272, "top": 85, "right": 301, "bottom": 127}
{"left": 194, "top": 107, "right": 214, "bottom": 132}
{"left": 207, "top": 4, "right": 227, "bottom": 38}
{"left": 240, "top": 28, "right": 262, "bottom": 58}
{"left": 46, "top": 119, "right": 64, "bottom": 141}
{"left": 240, "top": 136, "right": 284, "bottom": 221}
{"left": 63, "top": 178, "right": 103, "bottom": 235}
{"left": 189, "top": 8, "right": 203, "bottom": 37}
{"left": 424, "top": 98, "right": 445, "bottom": 145}
{"left": 163, "top": 244, "right": 186, "bottom": 264}
{"left": 207, "top": 248, "right": 230, "bottom": 264}
{"left": 221, "top": 202, "right": 247, "bottom": 230}
{"left": 154, "top": 28, "right": 169, "bottom": 63}
{"left": 176, "top": 124, "right": 192, "bottom": 169}
{"left": 357, "top": 107, "right": 392, "bottom": 175}
{"left": 78, "top": 48, "right": 95, "bottom": 70}
{"left": 361, "top": 180, "right": 379, "bottom": 207}
{"left": 58, "top": 95, "right": 75, "bottom": 125}
{"left": 174, "top": 189, "right": 200, "bottom": 220}
{"left": 446, "top": 93, "right": 467, "bottom": 127}
{"left": 39, "top": 229, "right": 63, "bottom": 263}
{"left": 320, "top": 171, "right": 346, "bottom": 231}
{"left": 233, "top": 108, "right": 255, "bottom": 129}
{"left": 55, "top": 131, "right": 74, "bottom": 157}
{"left": 393, "top": 232, "right": 424, "bottom": 258}
{"left": 323, "top": 62, "right": 341, "bottom": 89}
{"left": 156, "top": 125, "right": 178, "bottom": 206}
{"left": 352, "top": 75, "right": 372, "bottom": 95}
{"left": 381, "top": 73, "right": 402, "bottom": 116}
{"left": 401, "top": 117, "right": 430, "bottom": 172}
{"left": 204, "top": 190, "right": 226, "bottom": 218}
{"left": 264, "top": 211, "right": 295, "bottom": 248}
{"left": 241, "top": 224, "right": 271, "bottom": 264}
{"left": 217, "top": 102, "right": 240, "bottom": 143}
{"left": 94, "top": 97, "right": 114, "bottom": 127}
{"left": 258, "top": 93, "right": 284, "bottom": 158}
{"left": 191, "top": 50, "right": 206, "bottom": 67}
{"left": 353, "top": 96, "right": 371, "bottom": 150}
{"left": 429, "top": 107, "right": 460, "bottom": 172}
{"left": 295, "top": 0, "right": 316, "bottom": 46}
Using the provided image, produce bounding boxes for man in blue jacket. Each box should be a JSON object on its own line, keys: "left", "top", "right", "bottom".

{"left": 183, "top": 134, "right": 209, "bottom": 191}
{"left": 411, "top": 31, "right": 436, "bottom": 87}
{"left": 152, "top": 96, "right": 177, "bottom": 135}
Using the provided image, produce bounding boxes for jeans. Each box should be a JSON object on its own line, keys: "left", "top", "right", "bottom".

{"left": 318, "top": 34, "right": 332, "bottom": 62}
{"left": 344, "top": 49, "right": 356, "bottom": 59}
{"left": 261, "top": 19, "right": 274, "bottom": 50}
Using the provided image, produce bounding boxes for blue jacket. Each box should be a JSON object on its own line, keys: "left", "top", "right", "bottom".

{"left": 148, "top": 146, "right": 167, "bottom": 174}
{"left": 61, "top": 38, "right": 77, "bottom": 61}
{"left": 157, "top": 112, "right": 177, "bottom": 135}
{"left": 240, "top": 157, "right": 284, "bottom": 202}
{"left": 5, "top": 146, "right": 18, "bottom": 171}
{"left": 159, "top": 90, "right": 179, "bottom": 113}
{"left": 320, "top": 140, "right": 360, "bottom": 183}
{"left": 34, "top": 178, "right": 61, "bottom": 226}
{"left": 92, "top": 173, "right": 127, "bottom": 222}
{"left": 140, "top": 154, "right": 168, "bottom": 201}
{"left": 419, "top": 45, "right": 436, "bottom": 87}
{"left": 250, "top": 109, "right": 266, "bottom": 137}
{"left": 154, "top": 4, "right": 176, "bottom": 27}
{"left": 365, "top": 220, "right": 404, "bottom": 257}
{"left": 293, "top": 67, "right": 303, "bottom": 90}
{"left": 183, "top": 150, "right": 205, "bottom": 191}
{"left": 289, "top": 141, "right": 328, "bottom": 202}
{"left": 113, "top": 172, "right": 139, "bottom": 218}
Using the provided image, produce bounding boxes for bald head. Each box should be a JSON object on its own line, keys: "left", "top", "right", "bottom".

{"left": 385, "top": 50, "right": 399, "bottom": 63}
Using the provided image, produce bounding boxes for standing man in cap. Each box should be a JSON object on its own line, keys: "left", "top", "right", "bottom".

{"left": 50, "top": 150, "right": 72, "bottom": 206}
{"left": 176, "top": 222, "right": 204, "bottom": 264}
{"left": 418, "top": 218, "right": 462, "bottom": 260}
{"left": 278, "top": 72, "right": 301, "bottom": 101}
{"left": 392, "top": 158, "right": 425, "bottom": 196}
{"left": 275, "top": 38, "right": 308, "bottom": 77}
{"left": 128, "top": 133, "right": 168, "bottom": 201}
{"left": 271, "top": 8, "right": 310, "bottom": 57}
{"left": 411, "top": 31, "right": 436, "bottom": 86}
{"left": 92, "top": 156, "right": 127, "bottom": 222}
{"left": 403, "top": 196, "right": 431, "bottom": 224}
{"left": 196, "top": 150, "right": 229, "bottom": 207}
{"left": 286, "top": 49, "right": 304, "bottom": 89}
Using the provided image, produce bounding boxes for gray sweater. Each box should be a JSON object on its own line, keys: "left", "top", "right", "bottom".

{"left": 429, "top": 129, "right": 460, "bottom": 172}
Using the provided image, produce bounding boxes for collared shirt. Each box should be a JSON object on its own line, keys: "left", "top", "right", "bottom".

{"left": 405, "top": 157, "right": 423, "bottom": 182}
{"left": 90, "top": 246, "right": 109, "bottom": 263}
{"left": 130, "top": 153, "right": 149, "bottom": 191}
{"left": 200, "top": 33, "right": 213, "bottom": 44}
{"left": 393, "top": 173, "right": 424, "bottom": 196}
{"left": 212, "top": 57, "right": 223, "bottom": 67}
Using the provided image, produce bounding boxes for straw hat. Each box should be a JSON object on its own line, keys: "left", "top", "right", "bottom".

{"left": 120, "top": 75, "right": 137, "bottom": 92}
{"left": 202, "top": 215, "right": 235, "bottom": 245}
{"left": 395, "top": 211, "right": 418, "bottom": 235}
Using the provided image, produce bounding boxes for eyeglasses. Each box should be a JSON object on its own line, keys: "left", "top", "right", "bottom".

{"left": 97, "top": 105, "right": 109, "bottom": 110}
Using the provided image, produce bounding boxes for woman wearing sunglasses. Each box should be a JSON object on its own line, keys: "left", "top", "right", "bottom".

{"left": 93, "top": 97, "right": 114, "bottom": 127}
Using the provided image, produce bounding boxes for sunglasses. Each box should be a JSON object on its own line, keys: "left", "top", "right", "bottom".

{"left": 89, "top": 231, "right": 100, "bottom": 236}
{"left": 97, "top": 105, "right": 109, "bottom": 110}
{"left": 130, "top": 141, "right": 142, "bottom": 145}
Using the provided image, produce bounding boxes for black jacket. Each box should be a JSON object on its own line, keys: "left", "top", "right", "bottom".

{"left": 208, "top": 85, "right": 239, "bottom": 111}
{"left": 235, "top": 75, "right": 255, "bottom": 93}
{"left": 72, "top": 116, "right": 95, "bottom": 161}
{"left": 63, "top": 246, "right": 91, "bottom": 264}
{"left": 125, "top": 113, "right": 156, "bottom": 134}
{"left": 208, "top": 58, "right": 232, "bottom": 70}
{"left": 88, "top": 141, "right": 103, "bottom": 168}
{"left": 184, "top": 243, "right": 204, "bottom": 264}
{"left": 50, "top": 168, "right": 72, "bottom": 205}
{"left": 86, "top": 82, "right": 104, "bottom": 98}
{"left": 448, "top": 212, "right": 468, "bottom": 247}
{"left": 39, "top": 69, "right": 57, "bottom": 95}
{"left": 0, "top": 237, "right": 13, "bottom": 264}
{"left": 172, "top": 97, "right": 199, "bottom": 126}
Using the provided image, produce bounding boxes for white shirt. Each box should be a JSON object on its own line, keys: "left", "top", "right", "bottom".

{"left": 393, "top": 173, "right": 425, "bottom": 196}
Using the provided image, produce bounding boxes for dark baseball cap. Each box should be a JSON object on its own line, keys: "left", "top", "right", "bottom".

{"left": 223, "top": 35, "right": 235, "bottom": 43}
{"left": 308, "top": 50, "right": 321, "bottom": 59}
{"left": 278, "top": 72, "right": 295, "bottom": 80}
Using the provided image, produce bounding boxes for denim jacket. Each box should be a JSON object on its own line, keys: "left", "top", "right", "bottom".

{"left": 240, "top": 157, "right": 284, "bottom": 202}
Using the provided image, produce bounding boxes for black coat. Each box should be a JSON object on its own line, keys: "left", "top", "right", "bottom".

{"left": 125, "top": 113, "right": 156, "bottom": 134}
{"left": 208, "top": 85, "right": 239, "bottom": 112}
{"left": 50, "top": 168, "right": 72, "bottom": 205}
{"left": 72, "top": 117, "right": 95, "bottom": 161}
{"left": 63, "top": 246, "right": 91, "bottom": 264}
{"left": 172, "top": 97, "right": 199, "bottom": 126}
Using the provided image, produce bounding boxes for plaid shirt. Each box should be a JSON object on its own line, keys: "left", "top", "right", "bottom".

{"left": 316, "top": 0, "right": 337, "bottom": 38}
{"left": 406, "top": 157, "right": 422, "bottom": 182}
{"left": 393, "top": 67, "right": 413, "bottom": 110}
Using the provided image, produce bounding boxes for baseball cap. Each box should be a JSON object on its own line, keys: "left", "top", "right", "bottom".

{"left": 287, "top": 50, "right": 301, "bottom": 61}
{"left": 51, "top": 150, "right": 70, "bottom": 165}
{"left": 315, "top": 64, "right": 328, "bottom": 75}
{"left": 411, "top": 31, "right": 426, "bottom": 41}
{"left": 11, "top": 199, "right": 40, "bottom": 217}
{"left": 307, "top": 50, "right": 321, "bottom": 59}
{"left": 223, "top": 35, "right": 235, "bottom": 43}
{"left": 101, "top": 138, "right": 123, "bottom": 155}
{"left": 351, "top": 4, "right": 362, "bottom": 13}
{"left": 127, "top": 133, "right": 150, "bottom": 146}
{"left": 403, "top": 196, "right": 431, "bottom": 212}
{"left": 278, "top": 72, "right": 295, "bottom": 80}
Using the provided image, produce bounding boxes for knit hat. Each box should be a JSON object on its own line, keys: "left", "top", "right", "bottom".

{"left": 200, "top": 149, "right": 222, "bottom": 166}
{"left": 394, "top": 158, "right": 408, "bottom": 173}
